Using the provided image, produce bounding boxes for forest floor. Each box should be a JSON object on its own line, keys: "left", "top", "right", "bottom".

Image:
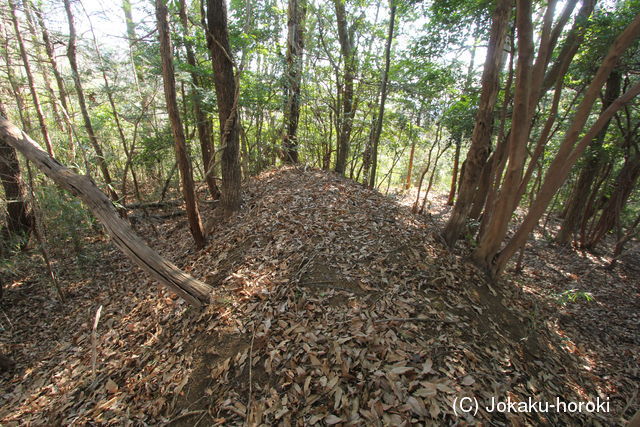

{"left": 0, "top": 167, "right": 638, "bottom": 426}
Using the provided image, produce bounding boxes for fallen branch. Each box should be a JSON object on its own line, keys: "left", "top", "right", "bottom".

{"left": 375, "top": 316, "right": 457, "bottom": 324}
{"left": 125, "top": 200, "right": 181, "bottom": 209}
{"left": 0, "top": 117, "right": 212, "bottom": 307}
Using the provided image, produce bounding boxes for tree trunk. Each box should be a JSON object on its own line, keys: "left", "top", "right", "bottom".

{"left": 480, "top": 31, "right": 515, "bottom": 223}
{"left": 333, "top": 0, "right": 356, "bottom": 175}
{"left": 122, "top": 0, "right": 145, "bottom": 86}
{"left": 22, "top": 3, "right": 64, "bottom": 134}
{"left": 420, "top": 141, "right": 450, "bottom": 213}
{"left": 489, "top": 28, "right": 640, "bottom": 279}
{"left": 32, "top": 3, "right": 70, "bottom": 115}
{"left": 282, "top": 0, "right": 307, "bottom": 163}
{"left": 63, "top": 0, "right": 119, "bottom": 202}
{"left": 206, "top": 0, "right": 242, "bottom": 216}
{"left": 156, "top": 0, "right": 206, "bottom": 249}
{"left": 178, "top": 0, "right": 220, "bottom": 200}
{"left": 1, "top": 20, "right": 30, "bottom": 132}
{"left": 413, "top": 123, "right": 442, "bottom": 213}
{"left": 405, "top": 139, "right": 416, "bottom": 190}
{"left": 557, "top": 70, "right": 622, "bottom": 244}
{"left": 32, "top": 4, "right": 76, "bottom": 159}
{"left": 0, "top": 117, "right": 212, "bottom": 306}
{"left": 542, "top": 0, "right": 597, "bottom": 92}
{"left": 8, "top": 0, "right": 54, "bottom": 157}
{"left": 473, "top": 0, "right": 535, "bottom": 269}
{"left": 368, "top": 0, "right": 397, "bottom": 188}
{"left": 442, "top": 0, "right": 511, "bottom": 245}
{"left": 81, "top": 3, "right": 135, "bottom": 206}
{"left": 584, "top": 151, "right": 640, "bottom": 249}
{"left": 446, "top": 139, "right": 461, "bottom": 205}
{"left": 0, "top": 104, "right": 34, "bottom": 250}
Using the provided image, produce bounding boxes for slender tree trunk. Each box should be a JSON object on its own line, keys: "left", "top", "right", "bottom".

{"left": 446, "top": 138, "right": 461, "bottom": 205}
{"left": 468, "top": 157, "right": 494, "bottom": 220}
{"left": 542, "top": 0, "right": 597, "bottom": 92}
{"left": 178, "top": 0, "right": 220, "bottom": 199}
{"left": 362, "top": 113, "right": 376, "bottom": 183}
{"left": 405, "top": 139, "right": 416, "bottom": 190}
{"left": 79, "top": 0, "right": 135, "bottom": 204}
{"left": 22, "top": 3, "right": 64, "bottom": 133}
{"left": 508, "top": 0, "right": 581, "bottom": 208}
{"left": 478, "top": 38, "right": 515, "bottom": 240}
{"left": 584, "top": 151, "right": 640, "bottom": 249}
{"left": 369, "top": 0, "right": 397, "bottom": 188}
{"left": 473, "top": 0, "right": 535, "bottom": 268}
{"left": 63, "top": 0, "right": 119, "bottom": 202}
{"left": 608, "top": 213, "right": 640, "bottom": 268}
{"left": 0, "top": 117, "right": 212, "bottom": 307}
{"left": 442, "top": 0, "right": 511, "bottom": 245}
{"left": 578, "top": 161, "right": 612, "bottom": 245}
{"left": 488, "top": 15, "right": 640, "bottom": 277}
{"left": 333, "top": 0, "right": 356, "bottom": 175}
{"left": 156, "top": 0, "right": 206, "bottom": 249}
{"left": 206, "top": 0, "right": 242, "bottom": 216}
{"left": 32, "top": 3, "right": 70, "bottom": 114}
{"left": 557, "top": 70, "right": 622, "bottom": 244}
{"left": 122, "top": 0, "right": 145, "bottom": 86}
{"left": 8, "top": 0, "right": 54, "bottom": 157}
{"left": 33, "top": 4, "right": 76, "bottom": 159}
{"left": 282, "top": 0, "right": 307, "bottom": 163}
{"left": 413, "top": 123, "right": 442, "bottom": 213}
{"left": 420, "top": 141, "right": 450, "bottom": 213}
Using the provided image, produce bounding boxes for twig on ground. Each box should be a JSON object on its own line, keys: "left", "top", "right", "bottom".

{"left": 91, "top": 304, "right": 103, "bottom": 379}
{"left": 166, "top": 410, "right": 206, "bottom": 424}
{"left": 375, "top": 316, "right": 457, "bottom": 324}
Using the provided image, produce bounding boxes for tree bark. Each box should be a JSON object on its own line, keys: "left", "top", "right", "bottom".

{"left": 206, "top": 0, "right": 242, "bottom": 216}
{"left": 441, "top": 0, "right": 511, "bottom": 245}
{"left": 405, "top": 139, "right": 416, "bottom": 190}
{"left": 22, "top": 3, "right": 64, "bottom": 134}
{"left": 0, "top": 117, "right": 212, "bottom": 307}
{"left": 557, "top": 70, "right": 622, "bottom": 244}
{"left": 542, "top": 0, "right": 597, "bottom": 93}
{"left": 63, "top": 0, "right": 119, "bottom": 202}
{"left": 178, "top": 0, "right": 220, "bottom": 200}
{"left": 491, "top": 75, "right": 640, "bottom": 277}
{"left": 473, "top": 0, "right": 534, "bottom": 268}
{"left": 32, "top": 3, "right": 69, "bottom": 115}
{"left": 446, "top": 138, "right": 461, "bottom": 205}
{"left": 0, "top": 104, "right": 34, "bottom": 250}
{"left": 8, "top": 0, "right": 54, "bottom": 157}
{"left": 368, "top": 0, "right": 397, "bottom": 188}
{"left": 156, "top": 0, "right": 206, "bottom": 249}
{"left": 122, "top": 0, "right": 145, "bottom": 86}
{"left": 585, "top": 151, "right": 640, "bottom": 249}
{"left": 333, "top": 0, "right": 356, "bottom": 175}
{"left": 0, "top": 118, "right": 212, "bottom": 307}
{"left": 80, "top": 0, "right": 136, "bottom": 205}
{"left": 282, "top": 0, "right": 307, "bottom": 163}
{"left": 487, "top": 14, "right": 640, "bottom": 276}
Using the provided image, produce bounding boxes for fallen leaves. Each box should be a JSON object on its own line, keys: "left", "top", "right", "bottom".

{"left": 0, "top": 168, "right": 637, "bottom": 425}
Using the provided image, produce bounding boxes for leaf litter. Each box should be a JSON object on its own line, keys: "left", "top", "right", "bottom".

{"left": 0, "top": 167, "right": 637, "bottom": 425}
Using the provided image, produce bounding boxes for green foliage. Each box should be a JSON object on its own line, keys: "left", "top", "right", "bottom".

{"left": 555, "top": 289, "right": 595, "bottom": 306}
{"left": 35, "top": 186, "right": 96, "bottom": 258}
{"left": 137, "top": 127, "right": 174, "bottom": 169}
{"left": 441, "top": 94, "right": 478, "bottom": 141}
{"left": 412, "top": 0, "right": 491, "bottom": 58}
{"left": 570, "top": 0, "right": 640, "bottom": 84}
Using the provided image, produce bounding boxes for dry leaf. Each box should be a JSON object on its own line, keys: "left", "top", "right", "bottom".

{"left": 105, "top": 379, "right": 118, "bottom": 394}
